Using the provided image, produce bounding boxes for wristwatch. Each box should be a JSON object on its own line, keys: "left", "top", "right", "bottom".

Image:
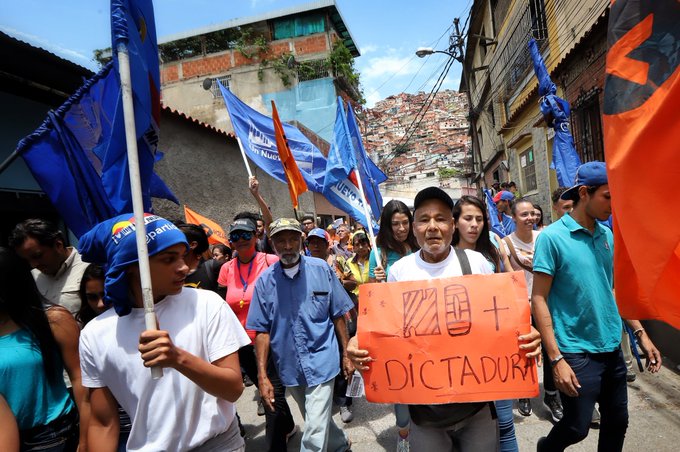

{"left": 550, "top": 354, "right": 564, "bottom": 367}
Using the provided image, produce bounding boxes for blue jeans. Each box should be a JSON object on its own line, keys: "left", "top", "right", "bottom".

{"left": 494, "top": 400, "right": 518, "bottom": 452}
{"left": 539, "top": 349, "right": 628, "bottom": 452}
{"left": 288, "top": 379, "right": 349, "bottom": 452}
{"left": 20, "top": 410, "right": 78, "bottom": 452}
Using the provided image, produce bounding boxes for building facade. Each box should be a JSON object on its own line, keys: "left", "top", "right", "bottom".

{"left": 463, "top": 0, "right": 610, "bottom": 222}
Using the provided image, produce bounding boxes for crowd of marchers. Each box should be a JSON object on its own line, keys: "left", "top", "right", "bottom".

{"left": 0, "top": 162, "right": 662, "bottom": 452}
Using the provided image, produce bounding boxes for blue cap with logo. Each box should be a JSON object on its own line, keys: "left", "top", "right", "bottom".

{"left": 79, "top": 213, "right": 188, "bottom": 316}
{"left": 560, "top": 161, "right": 608, "bottom": 201}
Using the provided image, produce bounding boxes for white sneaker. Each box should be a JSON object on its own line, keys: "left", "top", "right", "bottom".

{"left": 340, "top": 405, "right": 354, "bottom": 423}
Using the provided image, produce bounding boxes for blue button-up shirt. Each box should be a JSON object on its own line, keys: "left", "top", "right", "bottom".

{"left": 246, "top": 256, "right": 354, "bottom": 387}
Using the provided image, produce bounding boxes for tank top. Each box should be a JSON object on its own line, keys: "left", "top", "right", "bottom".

{"left": 0, "top": 328, "right": 74, "bottom": 430}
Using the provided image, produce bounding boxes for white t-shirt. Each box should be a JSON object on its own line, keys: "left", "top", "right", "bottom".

{"left": 502, "top": 230, "right": 540, "bottom": 296}
{"left": 80, "top": 288, "right": 250, "bottom": 452}
{"left": 388, "top": 246, "right": 493, "bottom": 282}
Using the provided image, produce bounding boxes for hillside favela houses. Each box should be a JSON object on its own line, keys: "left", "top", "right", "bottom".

{"left": 156, "top": 0, "right": 365, "bottom": 225}
{"left": 364, "top": 90, "right": 476, "bottom": 203}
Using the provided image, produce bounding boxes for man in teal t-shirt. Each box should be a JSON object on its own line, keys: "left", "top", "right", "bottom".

{"left": 533, "top": 162, "right": 662, "bottom": 452}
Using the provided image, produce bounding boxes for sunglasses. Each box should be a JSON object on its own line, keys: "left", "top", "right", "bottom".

{"left": 229, "top": 231, "right": 254, "bottom": 242}
{"left": 86, "top": 292, "right": 105, "bottom": 303}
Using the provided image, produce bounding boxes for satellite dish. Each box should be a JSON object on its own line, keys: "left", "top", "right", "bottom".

{"left": 202, "top": 78, "right": 213, "bottom": 90}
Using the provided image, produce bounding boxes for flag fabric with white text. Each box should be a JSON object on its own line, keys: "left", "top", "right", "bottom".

{"left": 218, "top": 81, "right": 326, "bottom": 191}
{"left": 603, "top": 0, "right": 680, "bottom": 328}
{"left": 346, "top": 103, "right": 386, "bottom": 221}
{"left": 323, "top": 99, "right": 378, "bottom": 232}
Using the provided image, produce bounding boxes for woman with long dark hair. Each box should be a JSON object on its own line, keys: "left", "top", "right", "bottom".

{"left": 533, "top": 203, "right": 546, "bottom": 231}
{"left": 452, "top": 196, "right": 519, "bottom": 452}
{"left": 367, "top": 200, "right": 418, "bottom": 451}
{"left": 0, "top": 247, "right": 86, "bottom": 451}
{"left": 369, "top": 200, "right": 418, "bottom": 283}
{"left": 452, "top": 195, "right": 512, "bottom": 272}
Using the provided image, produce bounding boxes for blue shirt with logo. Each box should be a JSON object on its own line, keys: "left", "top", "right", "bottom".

{"left": 247, "top": 256, "right": 354, "bottom": 387}
{"left": 533, "top": 213, "right": 622, "bottom": 353}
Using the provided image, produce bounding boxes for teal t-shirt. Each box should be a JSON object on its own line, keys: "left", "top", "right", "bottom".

{"left": 0, "top": 328, "right": 74, "bottom": 430}
{"left": 533, "top": 213, "right": 622, "bottom": 353}
{"left": 368, "top": 247, "right": 411, "bottom": 279}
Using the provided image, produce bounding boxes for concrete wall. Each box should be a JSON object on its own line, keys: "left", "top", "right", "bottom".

{"left": 152, "top": 110, "right": 314, "bottom": 227}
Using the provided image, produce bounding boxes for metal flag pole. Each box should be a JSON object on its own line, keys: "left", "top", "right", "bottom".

{"left": 117, "top": 42, "right": 162, "bottom": 379}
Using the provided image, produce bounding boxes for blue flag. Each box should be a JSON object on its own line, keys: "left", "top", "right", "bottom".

{"left": 219, "top": 82, "right": 327, "bottom": 191}
{"left": 106, "top": 0, "right": 163, "bottom": 211}
{"left": 346, "top": 103, "right": 386, "bottom": 222}
{"left": 484, "top": 189, "right": 507, "bottom": 238}
{"left": 528, "top": 38, "right": 581, "bottom": 187}
{"left": 323, "top": 99, "right": 378, "bottom": 232}
{"left": 15, "top": 0, "right": 177, "bottom": 237}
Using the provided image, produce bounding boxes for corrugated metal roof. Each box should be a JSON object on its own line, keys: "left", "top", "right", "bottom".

{"left": 161, "top": 105, "right": 235, "bottom": 139}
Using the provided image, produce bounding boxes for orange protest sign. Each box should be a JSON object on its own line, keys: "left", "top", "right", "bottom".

{"left": 357, "top": 271, "right": 538, "bottom": 404}
{"left": 183, "top": 205, "right": 229, "bottom": 246}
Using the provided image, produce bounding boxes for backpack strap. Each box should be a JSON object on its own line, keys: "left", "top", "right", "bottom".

{"left": 454, "top": 247, "right": 472, "bottom": 275}
{"left": 502, "top": 236, "right": 533, "bottom": 273}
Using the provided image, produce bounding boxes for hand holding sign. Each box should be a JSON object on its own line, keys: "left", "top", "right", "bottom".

{"left": 357, "top": 271, "right": 539, "bottom": 404}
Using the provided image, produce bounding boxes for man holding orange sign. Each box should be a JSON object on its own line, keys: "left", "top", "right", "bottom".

{"left": 347, "top": 187, "right": 541, "bottom": 451}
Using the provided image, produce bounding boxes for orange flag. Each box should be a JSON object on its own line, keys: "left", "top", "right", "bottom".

{"left": 603, "top": 1, "right": 680, "bottom": 328}
{"left": 271, "top": 101, "right": 307, "bottom": 209}
{"left": 183, "top": 205, "right": 229, "bottom": 246}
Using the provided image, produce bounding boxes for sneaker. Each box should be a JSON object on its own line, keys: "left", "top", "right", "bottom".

{"left": 397, "top": 435, "right": 410, "bottom": 452}
{"left": 257, "top": 399, "right": 266, "bottom": 416}
{"left": 518, "top": 398, "right": 532, "bottom": 416}
{"left": 340, "top": 405, "right": 354, "bottom": 423}
{"left": 543, "top": 393, "right": 563, "bottom": 423}
{"left": 591, "top": 407, "right": 601, "bottom": 428}
{"left": 285, "top": 424, "right": 299, "bottom": 443}
{"left": 626, "top": 370, "right": 637, "bottom": 382}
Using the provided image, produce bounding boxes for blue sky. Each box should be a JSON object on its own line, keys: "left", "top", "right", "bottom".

{"left": 0, "top": 0, "right": 471, "bottom": 107}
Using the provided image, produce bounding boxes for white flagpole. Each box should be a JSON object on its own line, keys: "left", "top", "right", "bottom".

{"left": 117, "top": 43, "right": 162, "bottom": 379}
{"left": 353, "top": 167, "right": 378, "bottom": 252}
{"left": 236, "top": 137, "right": 254, "bottom": 179}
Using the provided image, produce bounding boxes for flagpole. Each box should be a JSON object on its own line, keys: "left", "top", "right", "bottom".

{"left": 117, "top": 43, "right": 162, "bottom": 379}
{"left": 352, "top": 168, "right": 378, "bottom": 252}
{"left": 235, "top": 137, "right": 254, "bottom": 179}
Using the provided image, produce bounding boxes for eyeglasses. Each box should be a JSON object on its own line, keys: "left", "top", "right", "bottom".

{"left": 229, "top": 231, "right": 254, "bottom": 242}
{"left": 86, "top": 292, "right": 105, "bottom": 303}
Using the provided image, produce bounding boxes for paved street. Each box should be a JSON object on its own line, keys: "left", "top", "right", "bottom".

{"left": 236, "top": 359, "right": 680, "bottom": 451}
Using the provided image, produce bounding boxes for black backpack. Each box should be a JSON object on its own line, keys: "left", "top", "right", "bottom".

{"left": 408, "top": 248, "right": 490, "bottom": 428}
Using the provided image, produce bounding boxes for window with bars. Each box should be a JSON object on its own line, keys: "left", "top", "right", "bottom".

{"left": 571, "top": 96, "right": 604, "bottom": 163}
{"left": 210, "top": 76, "right": 231, "bottom": 98}
{"left": 520, "top": 147, "right": 537, "bottom": 192}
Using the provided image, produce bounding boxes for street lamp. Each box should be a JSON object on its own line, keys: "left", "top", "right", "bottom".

{"left": 416, "top": 47, "right": 459, "bottom": 61}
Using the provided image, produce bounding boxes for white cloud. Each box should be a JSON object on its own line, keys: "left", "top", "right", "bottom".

{"left": 359, "top": 53, "right": 419, "bottom": 80}
{"left": 365, "top": 90, "right": 383, "bottom": 108}
{"left": 360, "top": 44, "right": 378, "bottom": 55}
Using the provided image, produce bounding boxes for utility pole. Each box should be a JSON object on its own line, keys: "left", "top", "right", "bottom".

{"left": 451, "top": 18, "right": 483, "bottom": 189}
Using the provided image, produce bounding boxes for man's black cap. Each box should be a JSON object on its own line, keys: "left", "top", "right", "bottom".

{"left": 413, "top": 186, "right": 454, "bottom": 212}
